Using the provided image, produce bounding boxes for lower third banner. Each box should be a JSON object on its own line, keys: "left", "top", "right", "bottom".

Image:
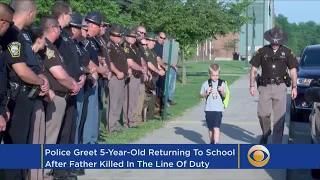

{"left": 1, "top": 144, "right": 320, "bottom": 169}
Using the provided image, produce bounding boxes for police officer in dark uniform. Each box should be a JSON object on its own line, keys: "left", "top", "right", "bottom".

{"left": 64, "top": 11, "right": 89, "bottom": 177}
{"left": 0, "top": 2, "right": 13, "bottom": 142}
{"left": 122, "top": 27, "right": 146, "bottom": 128}
{"left": 106, "top": 24, "right": 129, "bottom": 132}
{"left": 83, "top": 11, "right": 106, "bottom": 145}
{"left": 249, "top": 27, "right": 299, "bottom": 144}
{"left": 1, "top": 1, "right": 49, "bottom": 180}
{"left": 93, "top": 14, "right": 111, "bottom": 129}
{"left": 66, "top": 12, "right": 90, "bottom": 146}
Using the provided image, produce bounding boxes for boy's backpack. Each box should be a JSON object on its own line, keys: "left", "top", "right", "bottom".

{"left": 207, "top": 79, "right": 230, "bottom": 108}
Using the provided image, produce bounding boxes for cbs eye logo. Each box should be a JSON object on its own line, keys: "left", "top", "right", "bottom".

{"left": 247, "top": 145, "right": 270, "bottom": 167}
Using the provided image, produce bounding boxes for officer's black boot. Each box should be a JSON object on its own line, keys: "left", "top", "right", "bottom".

{"left": 259, "top": 130, "right": 271, "bottom": 144}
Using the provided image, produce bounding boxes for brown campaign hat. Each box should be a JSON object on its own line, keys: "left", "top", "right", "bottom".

{"left": 263, "top": 27, "right": 288, "bottom": 45}
{"left": 109, "top": 24, "right": 122, "bottom": 37}
{"left": 145, "top": 33, "right": 156, "bottom": 41}
{"left": 124, "top": 26, "right": 138, "bottom": 38}
{"left": 100, "top": 12, "right": 110, "bottom": 27}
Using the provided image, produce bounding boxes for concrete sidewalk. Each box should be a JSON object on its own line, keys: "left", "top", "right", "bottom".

{"left": 79, "top": 73, "right": 290, "bottom": 180}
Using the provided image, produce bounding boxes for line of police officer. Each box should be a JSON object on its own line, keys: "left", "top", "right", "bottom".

{"left": 0, "top": 1, "right": 167, "bottom": 180}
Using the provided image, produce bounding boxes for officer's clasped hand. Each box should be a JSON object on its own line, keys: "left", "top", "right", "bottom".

{"left": 71, "top": 81, "right": 80, "bottom": 95}
{"left": 117, "top": 72, "right": 125, "bottom": 80}
{"left": 0, "top": 115, "right": 6, "bottom": 132}
{"left": 39, "top": 75, "right": 50, "bottom": 93}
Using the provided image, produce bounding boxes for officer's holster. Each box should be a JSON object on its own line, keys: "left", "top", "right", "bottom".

{"left": 256, "top": 73, "right": 261, "bottom": 88}
{"left": 283, "top": 72, "right": 292, "bottom": 87}
{"left": 8, "top": 81, "right": 21, "bottom": 101}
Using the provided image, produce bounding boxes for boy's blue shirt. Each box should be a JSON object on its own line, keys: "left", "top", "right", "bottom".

{"left": 200, "top": 80, "right": 226, "bottom": 112}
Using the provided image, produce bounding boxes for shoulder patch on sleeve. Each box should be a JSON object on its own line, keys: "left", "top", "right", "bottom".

{"left": 8, "top": 42, "right": 21, "bottom": 58}
{"left": 46, "top": 48, "right": 55, "bottom": 59}
{"left": 124, "top": 47, "right": 129, "bottom": 54}
{"left": 83, "top": 40, "right": 89, "bottom": 47}
{"left": 22, "top": 33, "right": 31, "bottom": 41}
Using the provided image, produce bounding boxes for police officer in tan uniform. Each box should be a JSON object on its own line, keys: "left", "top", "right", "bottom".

{"left": 122, "top": 27, "right": 146, "bottom": 128}
{"left": 106, "top": 24, "right": 129, "bottom": 132}
{"left": 249, "top": 27, "right": 298, "bottom": 144}
{"left": 142, "top": 34, "right": 165, "bottom": 121}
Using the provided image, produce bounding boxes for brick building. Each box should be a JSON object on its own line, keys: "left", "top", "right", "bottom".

{"left": 196, "top": 33, "right": 240, "bottom": 61}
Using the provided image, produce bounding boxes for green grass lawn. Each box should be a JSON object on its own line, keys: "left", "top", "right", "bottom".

{"left": 98, "top": 60, "right": 247, "bottom": 144}
{"left": 182, "top": 60, "right": 250, "bottom": 74}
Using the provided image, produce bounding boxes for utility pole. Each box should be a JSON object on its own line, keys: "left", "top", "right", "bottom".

{"left": 263, "top": 0, "right": 266, "bottom": 45}
{"left": 272, "top": 0, "right": 275, "bottom": 27}
{"left": 245, "top": 7, "right": 249, "bottom": 68}
{"left": 251, "top": 6, "right": 255, "bottom": 58}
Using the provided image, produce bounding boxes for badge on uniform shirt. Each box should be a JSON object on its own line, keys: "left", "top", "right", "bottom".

{"left": 8, "top": 42, "right": 21, "bottom": 58}
{"left": 46, "top": 48, "right": 55, "bottom": 59}
{"left": 281, "top": 52, "right": 285, "bottom": 56}
{"left": 63, "top": 37, "right": 68, "bottom": 42}
{"left": 124, "top": 47, "right": 129, "bottom": 54}
{"left": 145, "top": 51, "right": 149, "bottom": 56}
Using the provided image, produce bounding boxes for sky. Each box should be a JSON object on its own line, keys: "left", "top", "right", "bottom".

{"left": 275, "top": 1, "right": 320, "bottom": 24}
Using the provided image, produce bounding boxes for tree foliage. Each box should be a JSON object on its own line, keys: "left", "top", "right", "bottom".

{"left": 128, "top": 0, "right": 252, "bottom": 52}
{"left": 276, "top": 14, "right": 320, "bottom": 56}
{"left": 4, "top": 0, "right": 251, "bottom": 51}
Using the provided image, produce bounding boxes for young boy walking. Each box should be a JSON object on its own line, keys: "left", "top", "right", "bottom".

{"left": 200, "top": 64, "right": 226, "bottom": 144}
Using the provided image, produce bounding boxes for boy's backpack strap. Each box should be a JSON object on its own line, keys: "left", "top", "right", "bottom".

{"left": 206, "top": 79, "right": 212, "bottom": 101}
{"left": 208, "top": 79, "right": 212, "bottom": 87}
{"left": 218, "top": 79, "right": 225, "bottom": 101}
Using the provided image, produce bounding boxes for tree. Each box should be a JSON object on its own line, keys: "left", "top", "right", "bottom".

{"left": 128, "top": 0, "right": 252, "bottom": 84}
{"left": 223, "top": 40, "right": 236, "bottom": 60}
{"left": 69, "top": 0, "right": 135, "bottom": 26}
{"left": 275, "top": 14, "right": 320, "bottom": 56}
{"left": 3, "top": 0, "right": 134, "bottom": 26}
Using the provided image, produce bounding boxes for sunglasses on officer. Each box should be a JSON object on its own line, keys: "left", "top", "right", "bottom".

{"left": 1, "top": 19, "right": 14, "bottom": 27}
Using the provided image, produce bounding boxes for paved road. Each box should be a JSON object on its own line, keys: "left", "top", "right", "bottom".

{"left": 287, "top": 121, "right": 312, "bottom": 180}
{"left": 79, "top": 74, "right": 291, "bottom": 180}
